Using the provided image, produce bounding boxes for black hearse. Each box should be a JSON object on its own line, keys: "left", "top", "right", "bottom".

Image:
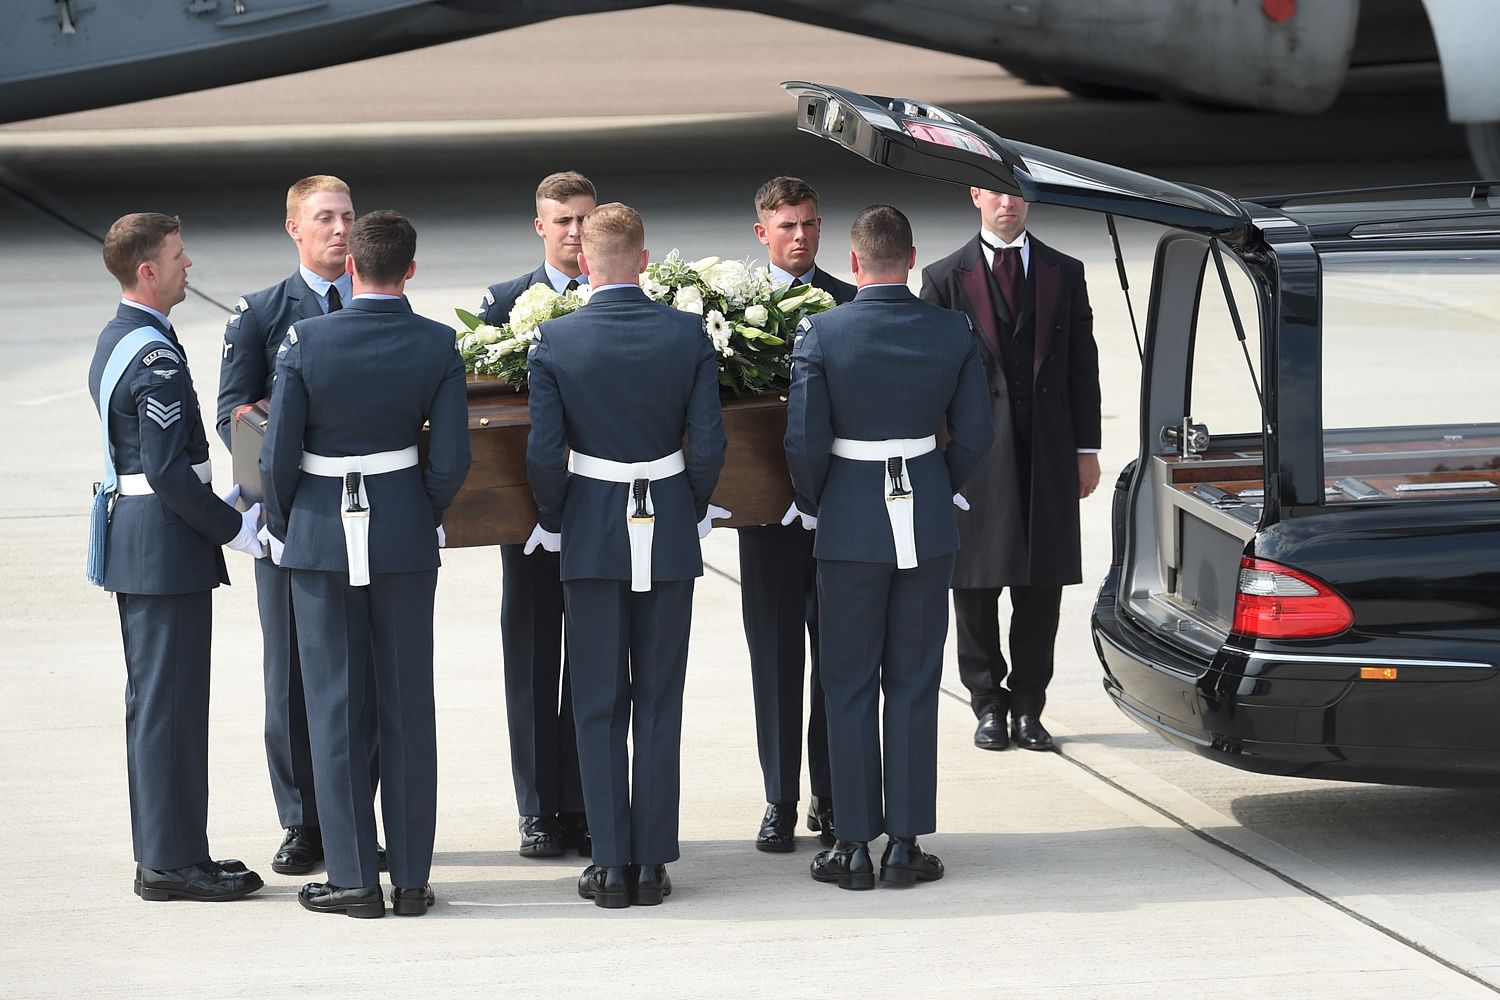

{"left": 786, "top": 82, "right": 1500, "bottom": 787}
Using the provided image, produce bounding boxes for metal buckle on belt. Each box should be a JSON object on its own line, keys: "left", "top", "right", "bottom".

{"left": 629, "top": 477, "right": 654, "bottom": 524}
{"left": 886, "top": 457, "right": 912, "bottom": 501}
{"left": 343, "top": 472, "right": 369, "bottom": 518}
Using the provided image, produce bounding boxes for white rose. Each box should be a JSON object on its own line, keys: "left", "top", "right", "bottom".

{"left": 742, "top": 304, "right": 768, "bottom": 328}
{"left": 674, "top": 285, "right": 705, "bottom": 315}
{"left": 474, "top": 324, "right": 503, "bottom": 345}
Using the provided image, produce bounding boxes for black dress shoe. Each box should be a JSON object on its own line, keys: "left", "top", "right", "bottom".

{"left": 135, "top": 859, "right": 264, "bottom": 902}
{"left": 755, "top": 801, "right": 797, "bottom": 853}
{"left": 559, "top": 812, "right": 591, "bottom": 857}
{"left": 809, "top": 840, "right": 875, "bottom": 890}
{"left": 806, "top": 796, "right": 836, "bottom": 847}
{"left": 272, "top": 826, "right": 323, "bottom": 875}
{"left": 577, "top": 865, "right": 630, "bottom": 909}
{"left": 628, "top": 863, "right": 672, "bottom": 906}
{"left": 974, "top": 708, "right": 1010, "bottom": 751}
{"left": 298, "top": 882, "right": 384, "bottom": 918}
{"left": 879, "top": 836, "right": 944, "bottom": 885}
{"left": 518, "top": 815, "right": 565, "bottom": 858}
{"left": 1011, "top": 713, "right": 1055, "bottom": 751}
{"left": 391, "top": 883, "right": 435, "bottom": 916}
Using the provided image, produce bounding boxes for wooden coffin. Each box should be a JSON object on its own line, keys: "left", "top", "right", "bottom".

{"left": 230, "top": 377, "right": 794, "bottom": 547}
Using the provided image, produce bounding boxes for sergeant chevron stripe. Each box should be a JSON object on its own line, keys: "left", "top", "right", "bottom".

{"left": 144, "top": 397, "right": 182, "bottom": 429}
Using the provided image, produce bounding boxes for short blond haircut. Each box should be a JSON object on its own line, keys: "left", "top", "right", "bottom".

{"left": 536, "top": 171, "right": 596, "bottom": 205}
{"left": 581, "top": 202, "right": 644, "bottom": 259}
{"left": 285, "top": 174, "right": 350, "bottom": 220}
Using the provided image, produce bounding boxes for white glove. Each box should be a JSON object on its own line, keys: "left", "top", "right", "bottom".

{"left": 437, "top": 525, "right": 447, "bottom": 548}
{"left": 227, "top": 503, "right": 267, "bottom": 558}
{"left": 256, "top": 522, "right": 284, "bottom": 565}
{"left": 953, "top": 493, "right": 970, "bottom": 511}
{"left": 698, "top": 504, "right": 733, "bottom": 539}
{"left": 779, "top": 500, "right": 817, "bottom": 531}
{"left": 524, "top": 523, "right": 561, "bottom": 554}
{"left": 220, "top": 483, "right": 243, "bottom": 509}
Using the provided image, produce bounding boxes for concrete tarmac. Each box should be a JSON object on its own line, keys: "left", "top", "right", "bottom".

{"left": 3, "top": 12, "right": 1499, "bottom": 997}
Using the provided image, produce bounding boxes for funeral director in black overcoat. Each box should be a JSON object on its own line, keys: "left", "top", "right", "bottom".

{"left": 217, "top": 175, "right": 380, "bottom": 878}
{"left": 477, "top": 171, "right": 596, "bottom": 860}
{"left": 919, "top": 188, "right": 1102, "bottom": 753}
{"left": 88, "top": 212, "right": 266, "bottom": 902}
{"left": 786, "top": 205, "right": 993, "bottom": 890}
{"left": 741, "top": 175, "right": 856, "bottom": 853}
{"left": 526, "top": 203, "right": 726, "bottom": 909}
{"left": 262, "top": 211, "right": 471, "bottom": 918}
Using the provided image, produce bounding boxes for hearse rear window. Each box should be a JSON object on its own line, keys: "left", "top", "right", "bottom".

{"left": 1319, "top": 249, "right": 1500, "bottom": 500}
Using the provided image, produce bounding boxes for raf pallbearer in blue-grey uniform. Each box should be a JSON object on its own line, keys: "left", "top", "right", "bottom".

{"left": 742, "top": 176, "right": 857, "bottom": 853}
{"left": 477, "top": 170, "right": 596, "bottom": 860}
{"left": 262, "top": 211, "right": 471, "bottom": 919}
{"left": 920, "top": 188, "right": 1102, "bottom": 754}
{"left": 87, "top": 213, "right": 266, "bottom": 902}
{"left": 526, "top": 202, "right": 726, "bottom": 908}
{"left": 785, "top": 205, "right": 993, "bottom": 890}
{"left": 217, "top": 174, "right": 381, "bottom": 878}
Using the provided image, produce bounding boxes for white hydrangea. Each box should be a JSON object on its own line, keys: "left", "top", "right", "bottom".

{"left": 509, "top": 282, "right": 562, "bottom": 334}
{"left": 701, "top": 258, "right": 757, "bottom": 308}
{"left": 673, "top": 285, "right": 705, "bottom": 315}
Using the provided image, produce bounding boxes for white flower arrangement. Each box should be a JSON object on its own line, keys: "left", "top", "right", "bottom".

{"left": 455, "top": 282, "right": 587, "bottom": 386}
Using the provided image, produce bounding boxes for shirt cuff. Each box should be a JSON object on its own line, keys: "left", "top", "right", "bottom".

{"left": 1077, "top": 448, "right": 1101, "bottom": 454}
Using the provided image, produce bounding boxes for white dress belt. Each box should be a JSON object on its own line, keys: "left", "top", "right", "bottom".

{"left": 830, "top": 436, "right": 937, "bottom": 570}
{"left": 116, "top": 460, "right": 212, "bottom": 496}
{"left": 567, "top": 449, "right": 687, "bottom": 593}
{"left": 300, "top": 446, "right": 419, "bottom": 477}
{"left": 299, "top": 446, "right": 419, "bottom": 587}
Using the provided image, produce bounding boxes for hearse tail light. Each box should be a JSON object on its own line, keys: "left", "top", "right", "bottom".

{"left": 1232, "top": 557, "right": 1354, "bottom": 639}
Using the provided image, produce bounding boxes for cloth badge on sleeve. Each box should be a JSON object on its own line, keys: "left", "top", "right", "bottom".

{"left": 141, "top": 349, "right": 180, "bottom": 367}
{"left": 482, "top": 288, "right": 495, "bottom": 307}
{"left": 277, "top": 325, "right": 298, "bottom": 356}
{"left": 151, "top": 368, "right": 179, "bottom": 380}
{"left": 223, "top": 341, "right": 233, "bottom": 358}
{"left": 144, "top": 398, "right": 182, "bottom": 429}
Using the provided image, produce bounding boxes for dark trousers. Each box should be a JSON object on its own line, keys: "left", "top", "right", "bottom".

{"left": 953, "top": 584, "right": 1062, "bottom": 718}
{"left": 116, "top": 590, "right": 212, "bottom": 871}
{"left": 499, "top": 543, "right": 583, "bottom": 818}
{"left": 737, "top": 523, "right": 831, "bottom": 805}
{"left": 563, "top": 578, "right": 694, "bottom": 868}
{"left": 254, "top": 557, "right": 378, "bottom": 830}
{"left": 291, "top": 569, "right": 438, "bottom": 889}
{"left": 817, "top": 554, "right": 954, "bottom": 844}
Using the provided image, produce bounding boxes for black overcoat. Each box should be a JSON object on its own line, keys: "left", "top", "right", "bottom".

{"left": 918, "top": 234, "right": 1100, "bottom": 588}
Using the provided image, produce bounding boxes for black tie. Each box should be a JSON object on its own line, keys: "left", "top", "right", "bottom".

{"left": 790, "top": 277, "right": 805, "bottom": 289}
{"left": 325, "top": 285, "right": 343, "bottom": 313}
{"left": 565, "top": 278, "right": 580, "bottom": 293}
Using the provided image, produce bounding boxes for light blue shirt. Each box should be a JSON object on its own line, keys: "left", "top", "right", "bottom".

{"left": 299, "top": 265, "right": 354, "bottom": 313}
{"left": 770, "top": 263, "right": 818, "bottom": 288}
{"left": 353, "top": 293, "right": 402, "bottom": 301}
{"left": 120, "top": 297, "right": 172, "bottom": 331}
{"left": 544, "top": 261, "right": 588, "bottom": 293}
{"left": 589, "top": 283, "right": 637, "bottom": 293}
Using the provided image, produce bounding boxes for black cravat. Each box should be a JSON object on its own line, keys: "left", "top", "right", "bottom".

{"left": 565, "top": 278, "right": 580, "bottom": 293}
{"left": 991, "top": 246, "right": 1023, "bottom": 318}
{"left": 325, "top": 284, "right": 343, "bottom": 313}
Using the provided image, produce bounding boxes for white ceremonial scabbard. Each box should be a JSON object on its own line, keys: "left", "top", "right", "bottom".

{"left": 830, "top": 436, "right": 937, "bottom": 570}
{"left": 568, "top": 450, "right": 686, "bottom": 593}
{"left": 300, "top": 447, "right": 418, "bottom": 587}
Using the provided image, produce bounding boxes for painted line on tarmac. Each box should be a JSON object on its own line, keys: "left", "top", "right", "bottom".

{"left": 974, "top": 698, "right": 1500, "bottom": 995}
{"left": 0, "top": 112, "right": 774, "bottom": 150}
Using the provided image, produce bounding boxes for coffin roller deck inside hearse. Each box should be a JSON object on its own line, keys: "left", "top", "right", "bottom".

{"left": 785, "top": 81, "right": 1500, "bottom": 786}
